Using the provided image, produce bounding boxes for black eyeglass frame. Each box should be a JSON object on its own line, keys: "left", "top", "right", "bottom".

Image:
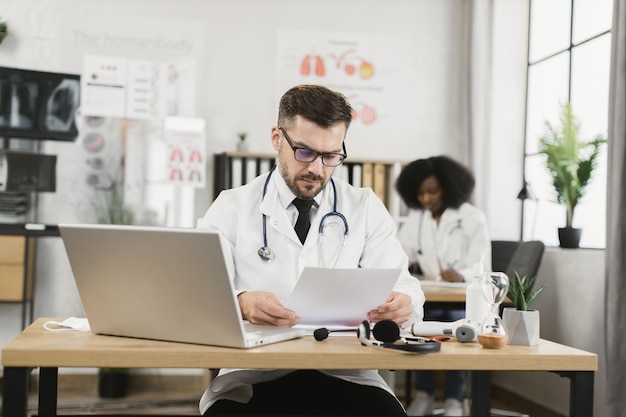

{"left": 279, "top": 127, "right": 347, "bottom": 167}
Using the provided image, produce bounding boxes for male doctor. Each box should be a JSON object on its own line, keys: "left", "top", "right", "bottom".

{"left": 197, "top": 84, "right": 425, "bottom": 416}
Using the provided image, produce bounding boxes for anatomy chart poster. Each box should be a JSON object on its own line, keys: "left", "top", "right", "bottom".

{"left": 82, "top": 55, "right": 168, "bottom": 120}
{"left": 164, "top": 117, "right": 206, "bottom": 187}
{"left": 275, "top": 29, "right": 414, "bottom": 131}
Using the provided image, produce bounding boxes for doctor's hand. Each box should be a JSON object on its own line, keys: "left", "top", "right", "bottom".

{"left": 237, "top": 291, "right": 299, "bottom": 327}
{"left": 367, "top": 291, "right": 413, "bottom": 326}
{"left": 440, "top": 268, "right": 465, "bottom": 283}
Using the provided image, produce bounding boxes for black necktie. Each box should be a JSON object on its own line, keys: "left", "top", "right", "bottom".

{"left": 293, "top": 198, "right": 314, "bottom": 244}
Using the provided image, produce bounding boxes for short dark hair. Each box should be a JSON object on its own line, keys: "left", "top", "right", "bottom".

{"left": 395, "top": 155, "right": 476, "bottom": 209}
{"left": 278, "top": 85, "right": 353, "bottom": 130}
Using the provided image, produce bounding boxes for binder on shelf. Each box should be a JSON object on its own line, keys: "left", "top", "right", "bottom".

{"left": 231, "top": 158, "right": 243, "bottom": 188}
{"left": 334, "top": 165, "right": 349, "bottom": 183}
{"left": 351, "top": 164, "right": 362, "bottom": 188}
{"left": 361, "top": 163, "right": 374, "bottom": 189}
{"left": 245, "top": 159, "right": 258, "bottom": 184}
{"left": 214, "top": 152, "right": 406, "bottom": 214}
{"left": 372, "top": 163, "right": 387, "bottom": 203}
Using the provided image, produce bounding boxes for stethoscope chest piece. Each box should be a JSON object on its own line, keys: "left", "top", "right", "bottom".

{"left": 258, "top": 246, "right": 275, "bottom": 262}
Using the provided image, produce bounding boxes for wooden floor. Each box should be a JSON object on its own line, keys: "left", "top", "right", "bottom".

{"left": 0, "top": 372, "right": 565, "bottom": 416}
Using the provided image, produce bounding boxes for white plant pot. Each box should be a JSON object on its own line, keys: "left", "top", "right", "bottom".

{"left": 236, "top": 141, "right": 249, "bottom": 152}
{"left": 502, "top": 307, "right": 540, "bottom": 346}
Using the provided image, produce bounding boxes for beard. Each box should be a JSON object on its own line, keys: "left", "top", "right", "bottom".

{"left": 277, "top": 152, "right": 327, "bottom": 199}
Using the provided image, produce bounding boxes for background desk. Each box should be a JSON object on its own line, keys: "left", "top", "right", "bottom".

{"left": 2, "top": 318, "right": 597, "bottom": 417}
{"left": 422, "top": 282, "right": 512, "bottom": 311}
{"left": 423, "top": 282, "right": 467, "bottom": 310}
{"left": 0, "top": 223, "right": 60, "bottom": 329}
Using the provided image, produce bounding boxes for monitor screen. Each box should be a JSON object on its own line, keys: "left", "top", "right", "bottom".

{"left": 0, "top": 66, "right": 81, "bottom": 142}
{"left": 0, "top": 151, "right": 57, "bottom": 192}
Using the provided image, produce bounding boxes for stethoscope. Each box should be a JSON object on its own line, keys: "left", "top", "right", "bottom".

{"left": 417, "top": 209, "right": 463, "bottom": 270}
{"left": 258, "top": 166, "right": 349, "bottom": 264}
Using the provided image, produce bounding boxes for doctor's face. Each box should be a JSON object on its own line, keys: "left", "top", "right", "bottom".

{"left": 417, "top": 175, "right": 445, "bottom": 218}
{"left": 272, "top": 115, "right": 347, "bottom": 199}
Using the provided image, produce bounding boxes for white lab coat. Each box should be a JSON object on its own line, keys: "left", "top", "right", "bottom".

{"left": 196, "top": 169, "right": 425, "bottom": 414}
{"left": 397, "top": 203, "right": 492, "bottom": 282}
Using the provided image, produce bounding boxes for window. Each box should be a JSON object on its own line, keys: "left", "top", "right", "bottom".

{"left": 522, "top": 0, "right": 611, "bottom": 248}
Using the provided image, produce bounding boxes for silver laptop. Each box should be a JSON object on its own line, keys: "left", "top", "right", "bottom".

{"left": 59, "top": 223, "right": 306, "bottom": 348}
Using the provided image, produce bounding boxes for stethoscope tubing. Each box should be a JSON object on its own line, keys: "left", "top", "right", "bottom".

{"left": 259, "top": 166, "right": 348, "bottom": 262}
{"left": 417, "top": 209, "right": 463, "bottom": 267}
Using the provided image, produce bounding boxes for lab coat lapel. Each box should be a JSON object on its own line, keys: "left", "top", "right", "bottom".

{"left": 259, "top": 183, "right": 301, "bottom": 245}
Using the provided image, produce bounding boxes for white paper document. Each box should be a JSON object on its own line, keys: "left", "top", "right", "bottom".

{"left": 418, "top": 280, "right": 470, "bottom": 288}
{"left": 285, "top": 267, "right": 402, "bottom": 326}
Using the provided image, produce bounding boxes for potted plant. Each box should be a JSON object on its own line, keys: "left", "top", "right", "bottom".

{"left": 538, "top": 102, "right": 606, "bottom": 248}
{"left": 501, "top": 272, "right": 547, "bottom": 346}
{"left": 0, "top": 19, "right": 8, "bottom": 44}
{"left": 236, "top": 132, "right": 249, "bottom": 152}
{"left": 95, "top": 179, "right": 135, "bottom": 225}
{"left": 94, "top": 179, "right": 133, "bottom": 398}
{"left": 98, "top": 367, "right": 130, "bottom": 398}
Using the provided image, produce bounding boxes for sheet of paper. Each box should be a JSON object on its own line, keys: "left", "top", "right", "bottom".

{"left": 285, "top": 267, "right": 402, "bottom": 326}
{"left": 419, "top": 280, "right": 470, "bottom": 288}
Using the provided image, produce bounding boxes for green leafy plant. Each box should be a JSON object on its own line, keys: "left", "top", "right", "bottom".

{"left": 98, "top": 367, "right": 129, "bottom": 375}
{"left": 238, "top": 132, "right": 248, "bottom": 142}
{"left": 0, "top": 20, "right": 7, "bottom": 45}
{"left": 94, "top": 179, "right": 132, "bottom": 385}
{"left": 98, "top": 366, "right": 129, "bottom": 398}
{"left": 506, "top": 272, "right": 546, "bottom": 311}
{"left": 538, "top": 102, "right": 606, "bottom": 228}
{"left": 94, "top": 179, "right": 134, "bottom": 225}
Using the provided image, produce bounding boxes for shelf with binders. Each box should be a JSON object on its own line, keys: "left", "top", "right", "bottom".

{"left": 0, "top": 223, "right": 61, "bottom": 329}
{"left": 212, "top": 152, "right": 408, "bottom": 220}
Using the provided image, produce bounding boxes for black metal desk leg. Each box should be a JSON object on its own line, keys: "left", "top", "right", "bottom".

{"left": 2, "top": 366, "right": 30, "bottom": 417}
{"left": 470, "top": 370, "right": 491, "bottom": 416}
{"left": 555, "top": 370, "right": 594, "bottom": 417}
{"left": 39, "top": 367, "right": 59, "bottom": 416}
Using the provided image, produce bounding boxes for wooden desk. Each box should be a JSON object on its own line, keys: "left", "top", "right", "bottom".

{"left": 2, "top": 318, "right": 597, "bottom": 417}
{"left": 0, "top": 223, "right": 61, "bottom": 329}
{"left": 423, "top": 283, "right": 467, "bottom": 310}
{"left": 423, "top": 283, "right": 511, "bottom": 310}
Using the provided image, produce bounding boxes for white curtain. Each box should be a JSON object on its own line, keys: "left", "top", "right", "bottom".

{"left": 604, "top": 1, "right": 626, "bottom": 416}
{"left": 467, "top": 0, "right": 494, "bottom": 209}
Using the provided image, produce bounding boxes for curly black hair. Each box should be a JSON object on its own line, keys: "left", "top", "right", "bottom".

{"left": 395, "top": 155, "right": 475, "bottom": 210}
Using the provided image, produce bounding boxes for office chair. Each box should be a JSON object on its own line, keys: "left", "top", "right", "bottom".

{"left": 490, "top": 240, "right": 545, "bottom": 315}
{"left": 491, "top": 240, "right": 520, "bottom": 273}
{"left": 504, "top": 240, "right": 545, "bottom": 282}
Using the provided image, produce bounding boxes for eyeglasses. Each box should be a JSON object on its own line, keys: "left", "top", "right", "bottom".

{"left": 279, "top": 127, "right": 347, "bottom": 167}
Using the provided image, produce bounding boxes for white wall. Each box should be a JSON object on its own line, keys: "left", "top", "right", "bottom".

{"left": 0, "top": 0, "right": 560, "bottom": 399}
{"left": 0, "top": 0, "right": 526, "bottom": 223}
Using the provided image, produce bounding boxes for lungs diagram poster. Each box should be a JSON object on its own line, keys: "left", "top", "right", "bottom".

{"left": 275, "top": 29, "right": 415, "bottom": 131}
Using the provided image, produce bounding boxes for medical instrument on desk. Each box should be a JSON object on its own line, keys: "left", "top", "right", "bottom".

{"left": 258, "top": 166, "right": 349, "bottom": 263}
{"left": 314, "top": 321, "right": 407, "bottom": 342}
{"left": 479, "top": 272, "right": 509, "bottom": 337}
{"left": 315, "top": 320, "right": 449, "bottom": 342}
{"left": 313, "top": 327, "right": 357, "bottom": 341}
{"left": 411, "top": 319, "right": 478, "bottom": 343}
{"left": 357, "top": 320, "right": 441, "bottom": 353}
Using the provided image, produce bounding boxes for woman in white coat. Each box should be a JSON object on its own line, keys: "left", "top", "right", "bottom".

{"left": 395, "top": 156, "right": 491, "bottom": 416}
{"left": 197, "top": 85, "right": 425, "bottom": 416}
